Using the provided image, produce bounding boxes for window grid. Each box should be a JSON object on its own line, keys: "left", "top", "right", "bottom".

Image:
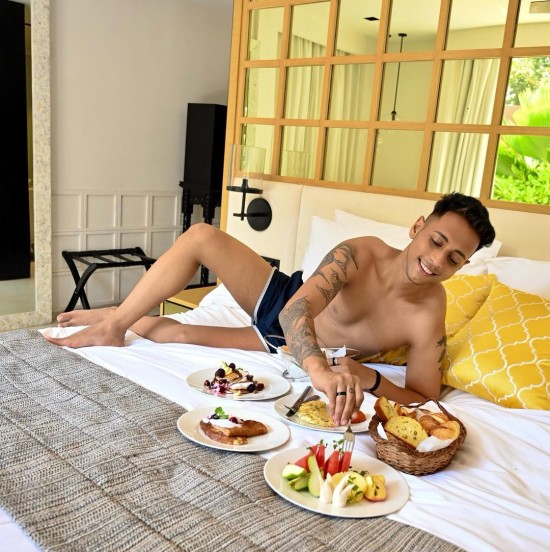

{"left": 230, "top": 0, "right": 550, "bottom": 213}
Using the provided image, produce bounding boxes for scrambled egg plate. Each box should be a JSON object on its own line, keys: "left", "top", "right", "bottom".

{"left": 297, "top": 400, "right": 335, "bottom": 427}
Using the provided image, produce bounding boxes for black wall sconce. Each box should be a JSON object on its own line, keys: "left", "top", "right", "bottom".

{"left": 226, "top": 145, "right": 272, "bottom": 231}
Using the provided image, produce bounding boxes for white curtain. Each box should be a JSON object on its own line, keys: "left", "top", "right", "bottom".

{"left": 431, "top": 59, "right": 499, "bottom": 195}
{"left": 324, "top": 62, "right": 370, "bottom": 183}
{"left": 283, "top": 36, "right": 369, "bottom": 182}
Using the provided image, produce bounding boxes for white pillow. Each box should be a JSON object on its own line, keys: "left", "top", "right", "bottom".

{"left": 469, "top": 239, "right": 503, "bottom": 262}
{"left": 334, "top": 210, "right": 411, "bottom": 250}
{"left": 334, "top": 210, "right": 502, "bottom": 264}
{"left": 486, "top": 257, "right": 550, "bottom": 299}
{"left": 456, "top": 259, "right": 488, "bottom": 275}
{"left": 300, "top": 217, "right": 366, "bottom": 280}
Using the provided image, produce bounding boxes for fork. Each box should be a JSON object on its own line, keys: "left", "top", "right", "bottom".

{"left": 342, "top": 423, "right": 355, "bottom": 456}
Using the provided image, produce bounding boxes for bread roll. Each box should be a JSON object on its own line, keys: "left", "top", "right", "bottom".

{"left": 418, "top": 414, "right": 442, "bottom": 434}
{"left": 430, "top": 412, "right": 450, "bottom": 424}
{"left": 430, "top": 420, "right": 460, "bottom": 441}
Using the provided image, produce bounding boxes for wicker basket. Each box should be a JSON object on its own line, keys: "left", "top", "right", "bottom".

{"left": 368, "top": 399, "right": 467, "bottom": 476}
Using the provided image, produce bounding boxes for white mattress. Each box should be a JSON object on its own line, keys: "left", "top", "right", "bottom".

{"left": 2, "top": 287, "right": 549, "bottom": 552}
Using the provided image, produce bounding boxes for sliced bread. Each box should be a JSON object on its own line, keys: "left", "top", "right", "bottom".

{"left": 374, "top": 396, "right": 399, "bottom": 424}
{"left": 384, "top": 416, "right": 428, "bottom": 449}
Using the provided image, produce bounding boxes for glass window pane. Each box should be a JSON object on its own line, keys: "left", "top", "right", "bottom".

{"left": 380, "top": 61, "right": 432, "bottom": 122}
{"left": 280, "top": 126, "right": 319, "bottom": 179}
{"left": 284, "top": 66, "right": 324, "bottom": 119}
{"left": 388, "top": 0, "right": 439, "bottom": 53}
{"left": 492, "top": 134, "right": 550, "bottom": 206}
{"left": 336, "top": 0, "right": 381, "bottom": 56}
{"left": 323, "top": 128, "right": 368, "bottom": 184}
{"left": 244, "top": 68, "right": 279, "bottom": 118}
{"left": 372, "top": 130, "right": 423, "bottom": 190}
{"left": 241, "top": 124, "right": 275, "bottom": 174}
{"left": 515, "top": 0, "right": 550, "bottom": 47}
{"left": 329, "top": 64, "right": 374, "bottom": 121}
{"left": 289, "top": 2, "right": 330, "bottom": 59}
{"left": 504, "top": 57, "right": 550, "bottom": 127}
{"left": 446, "top": 0, "right": 507, "bottom": 49}
{"left": 437, "top": 59, "right": 499, "bottom": 124}
{"left": 427, "top": 132, "right": 489, "bottom": 197}
{"left": 248, "top": 7, "right": 284, "bottom": 61}
{"left": 280, "top": 150, "right": 312, "bottom": 179}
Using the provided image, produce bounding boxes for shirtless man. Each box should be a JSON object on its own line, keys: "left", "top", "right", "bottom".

{"left": 47, "top": 192, "right": 495, "bottom": 426}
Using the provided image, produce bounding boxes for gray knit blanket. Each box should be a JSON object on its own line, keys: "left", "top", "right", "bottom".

{"left": 0, "top": 329, "right": 462, "bottom": 552}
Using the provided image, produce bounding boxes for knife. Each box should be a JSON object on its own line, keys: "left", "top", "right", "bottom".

{"left": 285, "top": 385, "right": 313, "bottom": 417}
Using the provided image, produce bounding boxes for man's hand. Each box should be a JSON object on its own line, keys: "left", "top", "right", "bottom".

{"left": 307, "top": 363, "right": 364, "bottom": 426}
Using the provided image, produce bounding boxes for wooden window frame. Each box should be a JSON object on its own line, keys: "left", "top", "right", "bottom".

{"left": 222, "top": 0, "right": 550, "bottom": 220}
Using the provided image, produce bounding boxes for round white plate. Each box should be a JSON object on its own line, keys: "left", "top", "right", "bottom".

{"left": 186, "top": 367, "right": 291, "bottom": 401}
{"left": 264, "top": 448, "right": 409, "bottom": 518}
{"left": 177, "top": 406, "right": 291, "bottom": 452}
{"left": 273, "top": 392, "right": 371, "bottom": 433}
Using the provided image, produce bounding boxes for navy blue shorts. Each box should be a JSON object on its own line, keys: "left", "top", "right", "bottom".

{"left": 252, "top": 267, "right": 304, "bottom": 352}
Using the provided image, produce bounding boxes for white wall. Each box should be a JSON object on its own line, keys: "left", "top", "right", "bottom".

{"left": 50, "top": 0, "right": 232, "bottom": 312}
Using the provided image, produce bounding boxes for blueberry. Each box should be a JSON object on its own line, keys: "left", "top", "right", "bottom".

{"left": 247, "top": 383, "right": 256, "bottom": 393}
{"left": 215, "top": 368, "right": 225, "bottom": 378}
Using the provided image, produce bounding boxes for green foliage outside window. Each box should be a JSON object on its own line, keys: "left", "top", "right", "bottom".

{"left": 494, "top": 60, "right": 550, "bottom": 206}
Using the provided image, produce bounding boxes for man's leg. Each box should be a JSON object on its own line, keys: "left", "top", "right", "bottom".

{"left": 47, "top": 224, "right": 273, "bottom": 348}
{"left": 129, "top": 316, "right": 263, "bottom": 349}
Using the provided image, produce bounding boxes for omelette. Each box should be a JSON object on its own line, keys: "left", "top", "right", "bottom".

{"left": 296, "top": 400, "right": 335, "bottom": 427}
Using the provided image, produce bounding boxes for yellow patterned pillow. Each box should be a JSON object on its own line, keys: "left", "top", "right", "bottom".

{"left": 442, "top": 280, "right": 550, "bottom": 410}
{"left": 443, "top": 274, "right": 496, "bottom": 339}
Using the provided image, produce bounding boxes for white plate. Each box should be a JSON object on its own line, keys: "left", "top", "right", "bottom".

{"left": 264, "top": 448, "right": 409, "bottom": 518}
{"left": 186, "top": 367, "right": 291, "bottom": 401}
{"left": 273, "top": 392, "right": 371, "bottom": 433}
{"left": 177, "top": 406, "right": 291, "bottom": 452}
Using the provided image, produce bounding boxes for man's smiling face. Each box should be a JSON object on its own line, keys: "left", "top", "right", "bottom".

{"left": 405, "top": 212, "right": 480, "bottom": 285}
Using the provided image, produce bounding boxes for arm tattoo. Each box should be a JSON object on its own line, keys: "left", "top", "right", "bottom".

{"left": 311, "top": 243, "right": 358, "bottom": 282}
{"left": 436, "top": 335, "right": 447, "bottom": 367}
{"left": 316, "top": 267, "right": 344, "bottom": 306}
{"left": 280, "top": 244, "right": 358, "bottom": 369}
{"left": 279, "top": 297, "right": 324, "bottom": 369}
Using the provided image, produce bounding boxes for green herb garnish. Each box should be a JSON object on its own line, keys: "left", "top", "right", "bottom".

{"left": 214, "top": 406, "right": 229, "bottom": 419}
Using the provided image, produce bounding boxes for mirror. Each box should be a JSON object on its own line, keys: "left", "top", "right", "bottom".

{"left": 0, "top": 0, "right": 51, "bottom": 331}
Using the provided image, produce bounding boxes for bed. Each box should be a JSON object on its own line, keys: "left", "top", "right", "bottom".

{"left": 1, "top": 189, "right": 549, "bottom": 552}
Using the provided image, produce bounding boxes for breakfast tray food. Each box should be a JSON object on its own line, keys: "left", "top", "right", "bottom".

{"left": 368, "top": 399, "right": 467, "bottom": 476}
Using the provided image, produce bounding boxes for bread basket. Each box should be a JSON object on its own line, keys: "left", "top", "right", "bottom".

{"left": 368, "top": 398, "right": 466, "bottom": 476}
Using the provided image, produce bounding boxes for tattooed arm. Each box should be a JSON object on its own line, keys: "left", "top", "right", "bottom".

{"left": 279, "top": 242, "right": 363, "bottom": 425}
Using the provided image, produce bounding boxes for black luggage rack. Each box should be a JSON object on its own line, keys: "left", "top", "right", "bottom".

{"left": 62, "top": 248, "right": 156, "bottom": 312}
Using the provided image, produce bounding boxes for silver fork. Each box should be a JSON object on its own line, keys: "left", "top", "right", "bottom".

{"left": 342, "top": 423, "right": 355, "bottom": 456}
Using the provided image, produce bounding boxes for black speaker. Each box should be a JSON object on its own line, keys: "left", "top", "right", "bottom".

{"left": 180, "top": 103, "right": 227, "bottom": 200}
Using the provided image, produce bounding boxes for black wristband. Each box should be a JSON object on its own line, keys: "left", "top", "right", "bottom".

{"left": 366, "top": 369, "right": 381, "bottom": 394}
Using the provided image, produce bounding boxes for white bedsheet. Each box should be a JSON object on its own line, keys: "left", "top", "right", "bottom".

{"left": 2, "top": 294, "right": 549, "bottom": 552}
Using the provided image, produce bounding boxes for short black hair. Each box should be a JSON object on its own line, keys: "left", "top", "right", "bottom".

{"left": 428, "top": 192, "right": 496, "bottom": 252}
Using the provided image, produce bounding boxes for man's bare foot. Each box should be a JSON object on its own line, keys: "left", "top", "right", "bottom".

{"left": 45, "top": 318, "right": 126, "bottom": 348}
{"left": 57, "top": 307, "right": 116, "bottom": 328}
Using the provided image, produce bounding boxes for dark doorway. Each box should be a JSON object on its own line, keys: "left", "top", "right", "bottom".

{"left": 0, "top": 0, "right": 31, "bottom": 280}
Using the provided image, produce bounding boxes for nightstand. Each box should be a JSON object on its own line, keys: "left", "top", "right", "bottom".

{"left": 160, "top": 285, "right": 217, "bottom": 315}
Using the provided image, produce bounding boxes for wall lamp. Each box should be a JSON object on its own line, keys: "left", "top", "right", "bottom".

{"left": 226, "top": 145, "right": 272, "bottom": 231}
